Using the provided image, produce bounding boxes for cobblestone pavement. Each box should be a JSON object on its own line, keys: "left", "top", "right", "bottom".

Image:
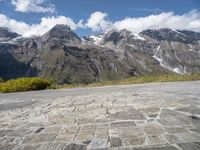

{"left": 0, "top": 81, "right": 200, "bottom": 150}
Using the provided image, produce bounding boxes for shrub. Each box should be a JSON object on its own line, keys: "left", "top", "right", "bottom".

{"left": 0, "top": 77, "right": 51, "bottom": 93}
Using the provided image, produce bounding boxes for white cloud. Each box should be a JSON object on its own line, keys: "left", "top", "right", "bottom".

{"left": 0, "top": 14, "right": 30, "bottom": 34}
{"left": 113, "top": 10, "right": 200, "bottom": 33}
{"left": 11, "top": 0, "right": 55, "bottom": 13}
{"left": 86, "top": 11, "right": 113, "bottom": 31}
{"left": 86, "top": 10, "right": 200, "bottom": 33}
{"left": 24, "top": 16, "right": 80, "bottom": 37}
{"left": 0, "top": 14, "right": 80, "bottom": 37}
{"left": 0, "top": 10, "right": 200, "bottom": 37}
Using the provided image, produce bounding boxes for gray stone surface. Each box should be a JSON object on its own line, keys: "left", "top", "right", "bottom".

{"left": 132, "top": 146, "right": 179, "bottom": 150}
{"left": 177, "top": 142, "right": 200, "bottom": 150}
{"left": 0, "top": 81, "right": 200, "bottom": 149}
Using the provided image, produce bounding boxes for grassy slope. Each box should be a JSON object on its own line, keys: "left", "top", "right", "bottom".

{"left": 0, "top": 74, "right": 200, "bottom": 93}
{"left": 59, "top": 74, "right": 200, "bottom": 89}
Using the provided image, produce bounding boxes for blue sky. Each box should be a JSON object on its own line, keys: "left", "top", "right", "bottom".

{"left": 0, "top": 0, "right": 200, "bottom": 36}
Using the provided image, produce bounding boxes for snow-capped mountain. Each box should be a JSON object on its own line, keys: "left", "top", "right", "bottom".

{"left": 0, "top": 25, "right": 200, "bottom": 84}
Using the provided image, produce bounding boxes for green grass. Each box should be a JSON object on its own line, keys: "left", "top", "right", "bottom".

{"left": 59, "top": 73, "right": 200, "bottom": 89}
{"left": 0, "top": 77, "right": 51, "bottom": 93}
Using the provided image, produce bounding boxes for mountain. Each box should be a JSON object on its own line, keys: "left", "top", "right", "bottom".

{"left": 140, "top": 28, "right": 200, "bottom": 74}
{"left": 0, "top": 25, "right": 200, "bottom": 84}
{"left": 41, "top": 24, "right": 81, "bottom": 44}
{"left": 0, "top": 27, "right": 20, "bottom": 42}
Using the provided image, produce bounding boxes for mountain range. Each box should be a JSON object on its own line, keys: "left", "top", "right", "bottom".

{"left": 0, "top": 24, "right": 200, "bottom": 84}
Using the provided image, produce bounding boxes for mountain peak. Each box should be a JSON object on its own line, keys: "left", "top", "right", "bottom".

{"left": 0, "top": 27, "right": 20, "bottom": 39}
{"left": 41, "top": 24, "right": 81, "bottom": 44}
{"left": 51, "top": 24, "right": 72, "bottom": 32}
{"left": 46, "top": 24, "right": 73, "bottom": 37}
{"left": 101, "top": 29, "right": 134, "bottom": 45}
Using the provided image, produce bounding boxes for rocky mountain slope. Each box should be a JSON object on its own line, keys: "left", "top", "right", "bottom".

{"left": 0, "top": 25, "right": 200, "bottom": 84}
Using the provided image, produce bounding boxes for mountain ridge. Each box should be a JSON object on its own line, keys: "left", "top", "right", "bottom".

{"left": 0, "top": 24, "right": 200, "bottom": 84}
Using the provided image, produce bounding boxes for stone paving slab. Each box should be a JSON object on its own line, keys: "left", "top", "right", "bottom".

{"left": 0, "top": 81, "right": 200, "bottom": 149}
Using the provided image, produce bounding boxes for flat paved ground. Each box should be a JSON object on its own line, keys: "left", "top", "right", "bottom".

{"left": 0, "top": 81, "right": 200, "bottom": 150}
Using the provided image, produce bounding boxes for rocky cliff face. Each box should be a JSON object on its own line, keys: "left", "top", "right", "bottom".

{"left": 140, "top": 29, "right": 200, "bottom": 74}
{"left": 0, "top": 25, "right": 200, "bottom": 84}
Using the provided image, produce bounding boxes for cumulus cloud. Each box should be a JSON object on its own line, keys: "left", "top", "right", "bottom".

{"left": 0, "top": 14, "right": 30, "bottom": 34}
{"left": 86, "top": 11, "right": 113, "bottom": 31}
{"left": 86, "top": 10, "right": 200, "bottom": 33}
{"left": 0, "top": 10, "right": 200, "bottom": 37}
{"left": 0, "top": 14, "right": 80, "bottom": 37}
{"left": 113, "top": 10, "right": 200, "bottom": 33}
{"left": 24, "top": 16, "right": 80, "bottom": 37}
{"left": 11, "top": 0, "right": 55, "bottom": 13}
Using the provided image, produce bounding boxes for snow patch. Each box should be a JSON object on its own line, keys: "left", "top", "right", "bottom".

{"left": 188, "top": 49, "right": 196, "bottom": 52}
{"left": 173, "top": 67, "right": 183, "bottom": 74}
{"left": 153, "top": 55, "right": 162, "bottom": 63}
{"left": 172, "top": 29, "right": 187, "bottom": 37}
{"left": 90, "top": 35, "right": 103, "bottom": 45}
{"left": 132, "top": 33, "right": 145, "bottom": 41}
{"left": 0, "top": 40, "right": 16, "bottom": 44}
{"left": 187, "top": 44, "right": 196, "bottom": 52}
{"left": 157, "top": 46, "right": 161, "bottom": 51}
{"left": 126, "top": 44, "right": 136, "bottom": 48}
{"left": 81, "top": 37, "right": 86, "bottom": 42}
{"left": 153, "top": 55, "right": 184, "bottom": 74}
{"left": 188, "top": 44, "right": 192, "bottom": 48}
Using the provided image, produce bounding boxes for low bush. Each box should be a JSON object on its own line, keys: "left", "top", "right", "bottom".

{"left": 0, "top": 77, "right": 51, "bottom": 93}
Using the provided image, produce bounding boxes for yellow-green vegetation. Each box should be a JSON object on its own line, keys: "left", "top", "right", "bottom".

{"left": 60, "top": 73, "right": 200, "bottom": 89}
{"left": 1, "top": 74, "right": 200, "bottom": 93}
{"left": 0, "top": 77, "right": 51, "bottom": 93}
